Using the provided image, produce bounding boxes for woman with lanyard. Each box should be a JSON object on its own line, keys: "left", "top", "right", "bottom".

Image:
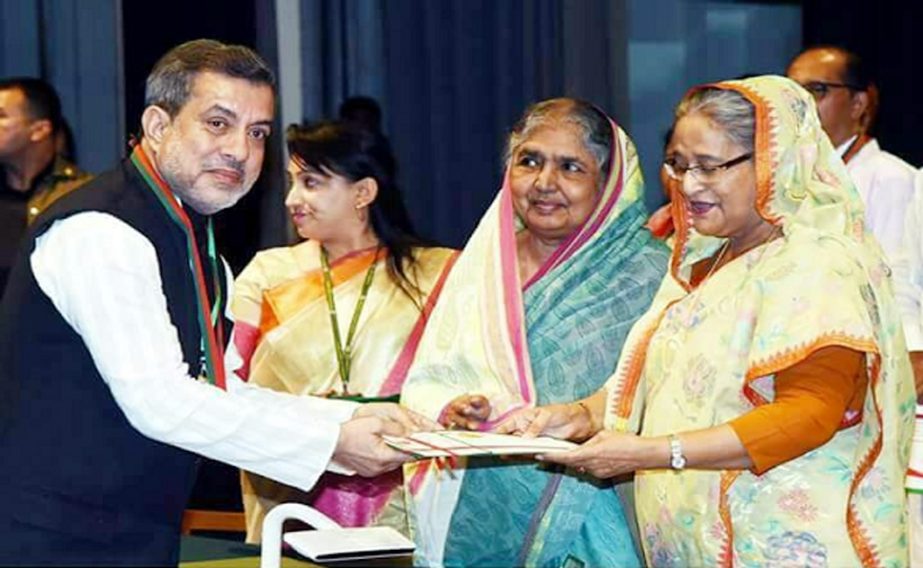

{"left": 228, "top": 121, "right": 457, "bottom": 543}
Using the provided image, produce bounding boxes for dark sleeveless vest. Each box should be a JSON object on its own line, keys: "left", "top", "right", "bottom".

{"left": 0, "top": 159, "right": 227, "bottom": 566}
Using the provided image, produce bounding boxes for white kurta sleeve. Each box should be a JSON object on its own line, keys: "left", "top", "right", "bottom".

{"left": 893, "top": 170, "right": 923, "bottom": 351}
{"left": 861, "top": 164, "right": 916, "bottom": 259}
{"left": 31, "top": 212, "right": 358, "bottom": 491}
{"left": 847, "top": 142, "right": 917, "bottom": 260}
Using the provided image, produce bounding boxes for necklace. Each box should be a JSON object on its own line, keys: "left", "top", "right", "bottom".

{"left": 683, "top": 225, "right": 781, "bottom": 327}
{"left": 702, "top": 240, "right": 731, "bottom": 283}
{"left": 320, "top": 246, "right": 380, "bottom": 391}
{"left": 700, "top": 225, "right": 781, "bottom": 285}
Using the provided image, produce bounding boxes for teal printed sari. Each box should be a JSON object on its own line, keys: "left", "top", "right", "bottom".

{"left": 402, "top": 116, "right": 669, "bottom": 567}
{"left": 443, "top": 198, "right": 666, "bottom": 567}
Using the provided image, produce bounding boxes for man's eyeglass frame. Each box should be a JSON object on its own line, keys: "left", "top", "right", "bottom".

{"left": 800, "top": 81, "right": 864, "bottom": 100}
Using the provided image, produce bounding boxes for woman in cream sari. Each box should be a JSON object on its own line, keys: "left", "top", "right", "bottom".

{"left": 510, "top": 76, "right": 915, "bottom": 566}
{"left": 230, "top": 121, "right": 456, "bottom": 542}
{"left": 401, "top": 98, "right": 669, "bottom": 567}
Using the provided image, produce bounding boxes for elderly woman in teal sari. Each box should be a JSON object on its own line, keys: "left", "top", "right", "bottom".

{"left": 400, "top": 98, "right": 669, "bottom": 567}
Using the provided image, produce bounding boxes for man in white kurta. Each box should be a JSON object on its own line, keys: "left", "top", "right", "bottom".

{"left": 838, "top": 136, "right": 917, "bottom": 256}
{"left": 0, "top": 40, "right": 420, "bottom": 565}
{"left": 788, "top": 46, "right": 916, "bottom": 258}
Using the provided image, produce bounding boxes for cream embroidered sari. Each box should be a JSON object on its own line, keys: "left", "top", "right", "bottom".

{"left": 605, "top": 76, "right": 914, "bottom": 567}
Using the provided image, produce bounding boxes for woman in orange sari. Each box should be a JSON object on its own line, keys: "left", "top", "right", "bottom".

{"left": 229, "top": 122, "right": 456, "bottom": 542}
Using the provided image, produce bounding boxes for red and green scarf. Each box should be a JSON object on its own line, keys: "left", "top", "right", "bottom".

{"left": 129, "top": 145, "right": 226, "bottom": 389}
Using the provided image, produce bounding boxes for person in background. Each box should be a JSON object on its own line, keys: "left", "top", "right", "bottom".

{"left": 502, "top": 76, "right": 914, "bottom": 566}
{"left": 895, "top": 167, "right": 923, "bottom": 563}
{"left": 791, "top": 46, "right": 923, "bottom": 564}
{"left": 0, "top": 39, "right": 426, "bottom": 566}
{"left": 232, "top": 120, "right": 457, "bottom": 542}
{"left": 787, "top": 46, "right": 916, "bottom": 258}
{"left": 402, "top": 98, "right": 669, "bottom": 567}
{"left": 645, "top": 127, "right": 676, "bottom": 240}
{"left": 339, "top": 95, "right": 384, "bottom": 133}
{"left": 0, "top": 77, "right": 91, "bottom": 293}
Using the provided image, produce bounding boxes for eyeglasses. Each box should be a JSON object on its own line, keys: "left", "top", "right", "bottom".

{"left": 800, "top": 81, "right": 862, "bottom": 101}
{"left": 662, "top": 153, "right": 752, "bottom": 183}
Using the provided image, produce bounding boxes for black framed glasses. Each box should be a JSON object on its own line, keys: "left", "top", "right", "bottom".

{"left": 662, "top": 153, "right": 752, "bottom": 183}
{"left": 800, "top": 81, "right": 863, "bottom": 101}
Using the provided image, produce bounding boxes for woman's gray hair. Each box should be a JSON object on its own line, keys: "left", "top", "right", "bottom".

{"left": 673, "top": 87, "right": 755, "bottom": 153}
{"left": 505, "top": 98, "right": 612, "bottom": 182}
{"left": 145, "top": 39, "right": 275, "bottom": 118}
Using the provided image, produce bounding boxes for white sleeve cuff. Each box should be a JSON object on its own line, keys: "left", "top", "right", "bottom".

{"left": 905, "top": 322, "right": 923, "bottom": 352}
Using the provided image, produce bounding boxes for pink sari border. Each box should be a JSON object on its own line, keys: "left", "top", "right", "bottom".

{"left": 499, "top": 180, "right": 534, "bottom": 404}
{"left": 476, "top": 404, "right": 527, "bottom": 432}
{"left": 232, "top": 322, "right": 260, "bottom": 381}
{"left": 379, "top": 251, "right": 461, "bottom": 395}
{"left": 310, "top": 470, "right": 402, "bottom": 528}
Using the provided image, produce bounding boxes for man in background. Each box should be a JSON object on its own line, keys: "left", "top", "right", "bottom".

{"left": 0, "top": 77, "right": 91, "bottom": 293}
{"left": 787, "top": 46, "right": 916, "bottom": 257}
{"left": 339, "top": 95, "right": 384, "bottom": 133}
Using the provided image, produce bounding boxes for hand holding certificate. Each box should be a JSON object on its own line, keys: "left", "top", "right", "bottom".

{"left": 382, "top": 430, "right": 576, "bottom": 459}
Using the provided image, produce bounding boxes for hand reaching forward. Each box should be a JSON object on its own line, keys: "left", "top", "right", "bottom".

{"left": 495, "top": 402, "right": 594, "bottom": 441}
{"left": 537, "top": 430, "right": 665, "bottom": 478}
{"left": 442, "top": 394, "right": 491, "bottom": 430}
{"left": 332, "top": 416, "right": 416, "bottom": 477}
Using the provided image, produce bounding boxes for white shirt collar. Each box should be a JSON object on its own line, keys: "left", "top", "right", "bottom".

{"left": 835, "top": 134, "right": 859, "bottom": 158}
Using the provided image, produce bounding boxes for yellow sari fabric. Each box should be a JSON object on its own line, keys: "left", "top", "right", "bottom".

{"left": 230, "top": 240, "right": 456, "bottom": 541}
{"left": 605, "top": 76, "right": 915, "bottom": 566}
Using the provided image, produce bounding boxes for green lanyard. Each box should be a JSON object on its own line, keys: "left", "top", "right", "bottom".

{"left": 320, "top": 247, "right": 379, "bottom": 391}
{"left": 199, "top": 225, "right": 222, "bottom": 377}
{"left": 205, "top": 227, "right": 222, "bottom": 327}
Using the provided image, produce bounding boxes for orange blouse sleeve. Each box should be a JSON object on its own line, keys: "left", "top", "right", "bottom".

{"left": 728, "top": 345, "right": 868, "bottom": 475}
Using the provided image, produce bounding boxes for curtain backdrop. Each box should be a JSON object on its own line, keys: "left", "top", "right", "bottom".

{"left": 269, "top": 0, "right": 800, "bottom": 249}
{"left": 274, "top": 0, "right": 629, "bottom": 249}
{"left": 1, "top": 0, "right": 805, "bottom": 253}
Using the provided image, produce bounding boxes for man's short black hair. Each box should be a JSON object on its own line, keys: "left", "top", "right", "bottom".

{"left": 0, "top": 77, "right": 63, "bottom": 133}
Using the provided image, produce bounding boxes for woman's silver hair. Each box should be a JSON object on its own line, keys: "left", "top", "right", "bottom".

{"left": 673, "top": 87, "right": 755, "bottom": 153}
{"left": 505, "top": 98, "right": 612, "bottom": 182}
{"left": 145, "top": 39, "right": 275, "bottom": 118}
